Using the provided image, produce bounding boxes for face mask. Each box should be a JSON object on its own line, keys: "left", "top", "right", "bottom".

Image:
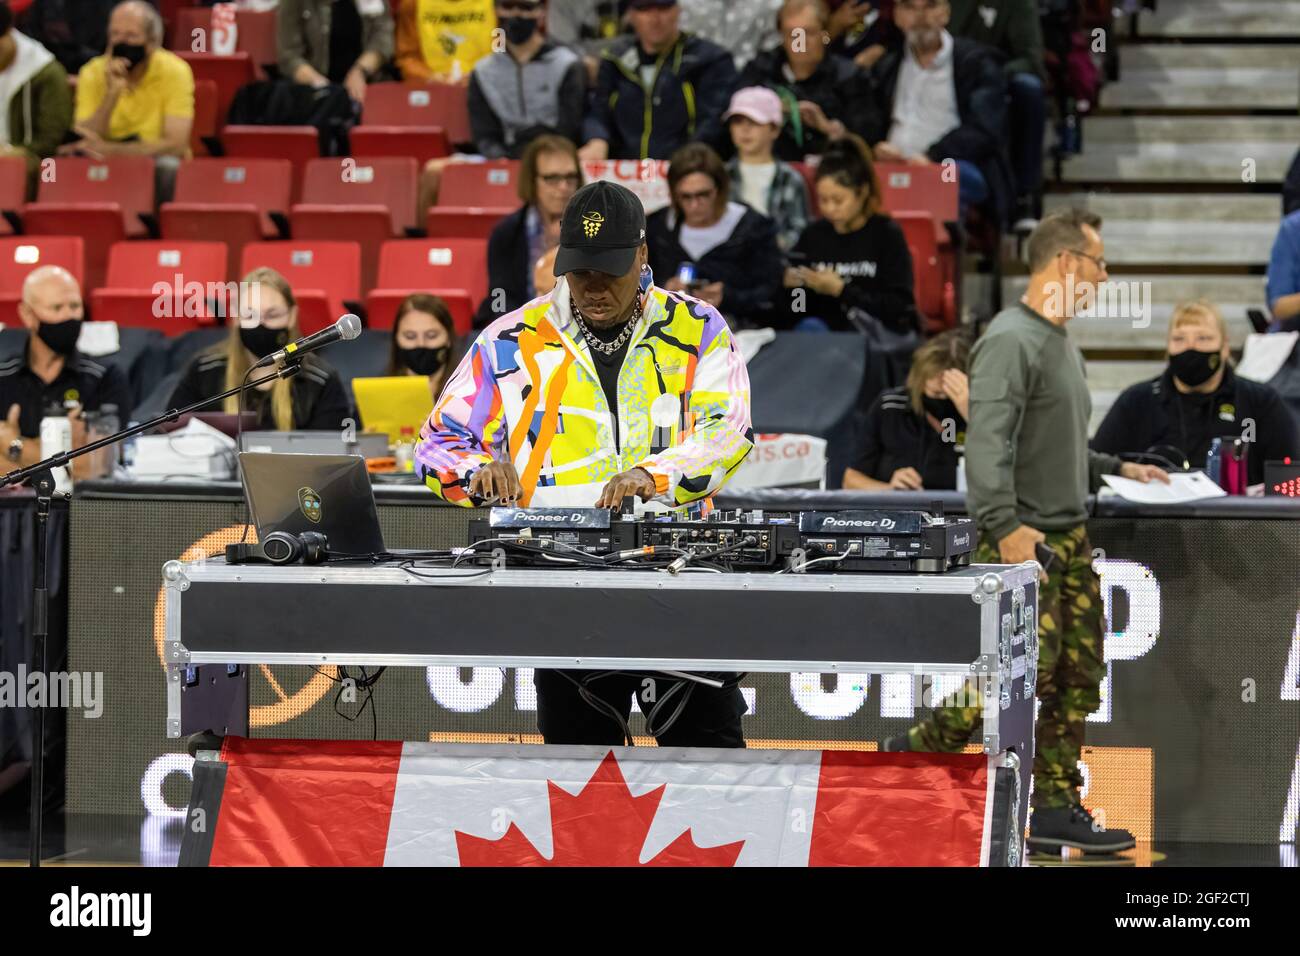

{"left": 503, "top": 16, "right": 539, "bottom": 44}
{"left": 240, "top": 325, "right": 290, "bottom": 360}
{"left": 111, "top": 43, "right": 148, "bottom": 69}
{"left": 400, "top": 345, "right": 449, "bottom": 376}
{"left": 37, "top": 319, "right": 83, "bottom": 356}
{"left": 921, "top": 395, "right": 960, "bottom": 424}
{"left": 1169, "top": 348, "right": 1221, "bottom": 387}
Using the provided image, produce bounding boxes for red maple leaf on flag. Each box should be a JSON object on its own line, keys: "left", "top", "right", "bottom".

{"left": 454, "top": 751, "right": 745, "bottom": 866}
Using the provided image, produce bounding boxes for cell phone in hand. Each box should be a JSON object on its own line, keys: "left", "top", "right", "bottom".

{"left": 1034, "top": 541, "right": 1058, "bottom": 575}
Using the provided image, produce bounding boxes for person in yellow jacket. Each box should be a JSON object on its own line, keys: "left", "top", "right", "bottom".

{"left": 415, "top": 179, "right": 754, "bottom": 511}
{"left": 396, "top": 0, "right": 498, "bottom": 83}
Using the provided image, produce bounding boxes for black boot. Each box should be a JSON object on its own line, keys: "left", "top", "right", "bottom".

{"left": 880, "top": 733, "right": 912, "bottom": 752}
{"left": 1028, "top": 802, "right": 1136, "bottom": 854}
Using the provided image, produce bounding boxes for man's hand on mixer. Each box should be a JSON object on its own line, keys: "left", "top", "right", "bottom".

{"left": 468, "top": 460, "right": 523, "bottom": 503}
{"left": 595, "top": 468, "right": 657, "bottom": 508}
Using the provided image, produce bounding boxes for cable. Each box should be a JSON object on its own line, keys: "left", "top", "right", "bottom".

{"left": 776, "top": 551, "right": 852, "bottom": 574}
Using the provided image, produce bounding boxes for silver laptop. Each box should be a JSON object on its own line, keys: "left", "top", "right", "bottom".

{"left": 240, "top": 430, "right": 389, "bottom": 458}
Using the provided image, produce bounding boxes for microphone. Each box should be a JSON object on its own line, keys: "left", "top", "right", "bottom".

{"left": 253, "top": 313, "right": 362, "bottom": 368}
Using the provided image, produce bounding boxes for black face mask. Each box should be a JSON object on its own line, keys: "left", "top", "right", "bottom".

{"left": 240, "top": 325, "right": 290, "bottom": 360}
{"left": 111, "top": 43, "right": 148, "bottom": 69}
{"left": 37, "top": 319, "right": 82, "bottom": 356}
{"left": 399, "top": 345, "right": 450, "bottom": 377}
{"left": 503, "top": 16, "right": 540, "bottom": 45}
{"left": 921, "top": 395, "right": 961, "bottom": 424}
{"left": 1169, "top": 348, "right": 1222, "bottom": 388}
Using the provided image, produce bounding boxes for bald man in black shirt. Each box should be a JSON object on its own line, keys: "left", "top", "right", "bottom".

{"left": 0, "top": 266, "right": 131, "bottom": 469}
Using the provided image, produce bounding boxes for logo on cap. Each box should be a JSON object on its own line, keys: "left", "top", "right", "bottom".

{"left": 583, "top": 212, "right": 604, "bottom": 238}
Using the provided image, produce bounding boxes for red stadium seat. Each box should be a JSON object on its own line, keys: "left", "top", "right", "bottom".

{"left": 160, "top": 158, "right": 292, "bottom": 271}
{"left": 176, "top": 52, "right": 255, "bottom": 128}
{"left": 365, "top": 288, "right": 475, "bottom": 334}
{"left": 22, "top": 205, "right": 127, "bottom": 294}
{"left": 0, "top": 155, "right": 28, "bottom": 235}
{"left": 436, "top": 160, "right": 519, "bottom": 208}
{"left": 375, "top": 239, "right": 488, "bottom": 310}
{"left": 30, "top": 155, "right": 156, "bottom": 236}
{"left": 875, "top": 161, "right": 960, "bottom": 241}
{"left": 171, "top": 8, "right": 278, "bottom": 75}
{"left": 191, "top": 78, "right": 220, "bottom": 156}
{"left": 221, "top": 126, "right": 320, "bottom": 201}
{"left": 876, "top": 163, "right": 960, "bottom": 331}
{"left": 363, "top": 82, "right": 472, "bottom": 146}
{"left": 894, "top": 212, "right": 956, "bottom": 332}
{"left": 291, "top": 158, "right": 419, "bottom": 291}
{"left": 425, "top": 206, "right": 513, "bottom": 240}
{"left": 0, "top": 236, "right": 84, "bottom": 325}
{"left": 91, "top": 240, "right": 230, "bottom": 332}
{"left": 349, "top": 126, "right": 452, "bottom": 168}
{"left": 241, "top": 241, "right": 362, "bottom": 334}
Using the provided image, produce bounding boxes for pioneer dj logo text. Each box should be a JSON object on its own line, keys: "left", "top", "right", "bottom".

{"left": 508, "top": 511, "right": 589, "bottom": 523}
{"left": 822, "top": 517, "right": 896, "bottom": 530}
{"left": 50, "top": 886, "right": 151, "bottom": 936}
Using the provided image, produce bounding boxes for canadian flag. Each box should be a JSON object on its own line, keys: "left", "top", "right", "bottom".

{"left": 191, "top": 738, "right": 1000, "bottom": 867}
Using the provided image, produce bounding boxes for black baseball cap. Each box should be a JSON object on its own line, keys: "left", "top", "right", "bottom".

{"left": 553, "top": 180, "right": 647, "bottom": 277}
{"left": 626, "top": 0, "right": 677, "bottom": 8}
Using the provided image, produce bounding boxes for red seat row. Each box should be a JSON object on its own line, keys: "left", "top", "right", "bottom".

{"left": 0, "top": 235, "right": 484, "bottom": 336}
{"left": 2, "top": 155, "right": 519, "bottom": 293}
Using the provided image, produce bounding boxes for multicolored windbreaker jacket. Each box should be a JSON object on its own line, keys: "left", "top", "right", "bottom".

{"left": 415, "top": 271, "right": 753, "bottom": 509}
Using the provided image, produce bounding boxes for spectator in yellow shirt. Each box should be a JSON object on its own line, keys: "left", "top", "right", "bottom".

{"left": 396, "top": 0, "right": 498, "bottom": 84}
{"left": 59, "top": 1, "right": 193, "bottom": 200}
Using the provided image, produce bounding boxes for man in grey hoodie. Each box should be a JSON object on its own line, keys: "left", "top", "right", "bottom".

{"left": 0, "top": 1, "right": 72, "bottom": 184}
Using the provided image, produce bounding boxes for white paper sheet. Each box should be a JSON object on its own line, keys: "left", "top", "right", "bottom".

{"left": 1236, "top": 332, "right": 1298, "bottom": 383}
{"left": 1101, "top": 470, "right": 1226, "bottom": 504}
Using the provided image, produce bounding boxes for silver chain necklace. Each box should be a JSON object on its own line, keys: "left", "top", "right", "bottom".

{"left": 574, "top": 300, "right": 641, "bottom": 356}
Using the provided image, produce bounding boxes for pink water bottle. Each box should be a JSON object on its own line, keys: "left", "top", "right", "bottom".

{"left": 1220, "top": 439, "right": 1249, "bottom": 495}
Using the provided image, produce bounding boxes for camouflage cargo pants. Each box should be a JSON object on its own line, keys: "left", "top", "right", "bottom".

{"left": 906, "top": 524, "right": 1106, "bottom": 810}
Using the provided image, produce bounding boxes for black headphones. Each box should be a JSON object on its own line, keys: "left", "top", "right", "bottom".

{"left": 226, "top": 531, "right": 329, "bottom": 566}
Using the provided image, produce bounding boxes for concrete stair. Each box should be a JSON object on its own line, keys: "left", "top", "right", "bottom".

{"left": 1138, "top": 0, "right": 1300, "bottom": 39}
{"left": 1000, "top": 274, "right": 1263, "bottom": 351}
{"left": 1062, "top": 117, "right": 1298, "bottom": 183}
{"left": 1104, "top": 45, "right": 1300, "bottom": 110}
{"left": 1044, "top": 192, "right": 1280, "bottom": 266}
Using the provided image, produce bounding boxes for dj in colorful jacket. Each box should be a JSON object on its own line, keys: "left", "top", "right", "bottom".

{"left": 414, "top": 269, "right": 754, "bottom": 510}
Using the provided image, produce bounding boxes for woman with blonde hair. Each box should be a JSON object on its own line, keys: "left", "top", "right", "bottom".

{"left": 1092, "top": 299, "right": 1298, "bottom": 484}
{"left": 168, "top": 267, "right": 352, "bottom": 431}
{"left": 843, "top": 328, "right": 971, "bottom": 490}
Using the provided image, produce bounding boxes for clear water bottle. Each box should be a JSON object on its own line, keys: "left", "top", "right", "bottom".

{"left": 39, "top": 403, "right": 73, "bottom": 493}
{"left": 395, "top": 426, "right": 417, "bottom": 473}
{"left": 1206, "top": 437, "right": 1224, "bottom": 487}
{"left": 955, "top": 449, "right": 967, "bottom": 493}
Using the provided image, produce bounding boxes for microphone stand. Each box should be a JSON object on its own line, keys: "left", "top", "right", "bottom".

{"left": 0, "top": 361, "right": 301, "bottom": 867}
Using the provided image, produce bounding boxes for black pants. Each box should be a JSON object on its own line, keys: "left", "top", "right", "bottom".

{"left": 534, "top": 669, "right": 747, "bottom": 748}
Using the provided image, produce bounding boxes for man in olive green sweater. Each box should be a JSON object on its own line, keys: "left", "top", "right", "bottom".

{"left": 894, "top": 209, "right": 1168, "bottom": 854}
{"left": 0, "top": 4, "right": 72, "bottom": 185}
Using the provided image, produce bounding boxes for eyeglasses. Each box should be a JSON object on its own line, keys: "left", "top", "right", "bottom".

{"left": 677, "top": 187, "right": 718, "bottom": 204}
{"left": 538, "top": 172, "right": 582, "bottom": 187}
{"left": 1063, "top": 248, "right": 1106, "bottom": 271}
{"left": 498, "top": 0, "right": 543, "bottom": 13}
